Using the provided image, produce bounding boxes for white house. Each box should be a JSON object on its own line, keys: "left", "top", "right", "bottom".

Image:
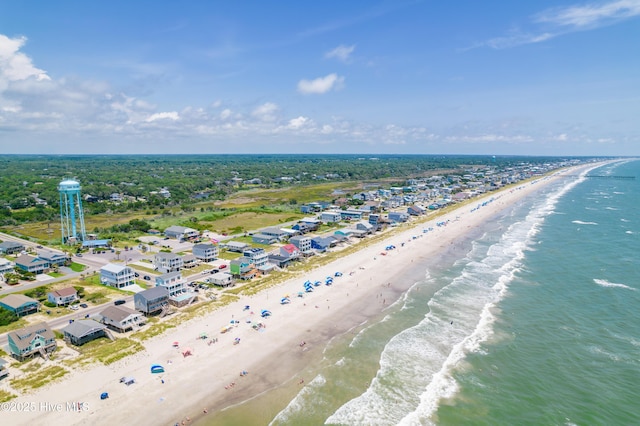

{"left": 164, "top": 225, "right": 199, "bottom": 240}
{"left": 47, "top": 287, "right": 79, "bottom": 306}
{"left": 192, "top": 243, "right": 219, "bottom": 262}
{"left": 155, "top": 271, "right": 186, "bottom": 297}
{"left": 100, "top": 263, "right": 135, "bottom": 288}
{"left": 154, "top": 252, "right": 183, "bottom": 274}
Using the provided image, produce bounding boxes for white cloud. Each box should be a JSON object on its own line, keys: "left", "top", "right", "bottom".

{"left": 477, "top": 0, "right": 640, "bottom": 49}
{"left": 287, "top": 116, "right": 311, "bottom": 129}
{"left": 145, "top": 111, "right": 179, "bottom": 122}
{"left": 0, "top": 35, "right": 50, "bottom": 87}
{"left": 535, "top": 0, "right": 640, "bottom": 28}
{"left": 297, "top": 73, "right": 345, "bottom": 94}
{"left": 219, "top": 108, "right": 233, "bottom": 120}
{"left": 325, "top": 44, "right": 356, "bottom": 62}
{"left": 252, "top": 102, "right": 279, "bottom": 121}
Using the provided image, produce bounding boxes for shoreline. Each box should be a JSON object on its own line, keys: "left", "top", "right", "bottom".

{"left": 2, "top": 166, "right": 596, "bottom": 426}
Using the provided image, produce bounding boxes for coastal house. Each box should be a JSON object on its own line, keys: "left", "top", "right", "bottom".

{"left": 100, "top": 263, "right": 135, "bottom": 288}
{"left": 164, "top": 225, "right": 199, "bottom": 241}
{"left": 289, "top": 235, "right": 313, "bottom": 256}
{"left": 259, "top": 227, "right": 290, "bottom": 241}
{"left": 37, "top": 250, "right": 68, "bottom": 267}
{"left": 154, "top": 252, "right": 183, "bottom": 274}
{"left": 192, "top": 243, "right": 219, "bottom": 262}
{"left": 311, "top": 236, "right": 336, "bottom": 252}
{"left": 229, "top": 257, "right": 257, "bottom": 280}
{"left": 320, "top": 211, "right": 342, "bottom": 223}
{"left": 225, "top": 241, "right": 250, "bottom": 253}
{"left": 181, "top": 254, "right": 198, "bottom": 268}
{"left": 243, "top": 248, "right": 269, "bottom": 269}
{"left": 7, "top": 322, "right": 56, "bottom": 361}
{"left": 99, "top": 305, "right": 145, "bottom": 332}
{"left": 407, "top": 205, "right": 426, "bottom": 216}
{"left": 0, "top": 294, "right": 39, "bottom": 317}
{"left": 134, "top": 286, "right": 170, "bottom": 315}
{"left": 47, "top": 287, "right": 79, "bottom": 306}
{"left": 0, "top": 258, "right": 15, "bottom": 275}
{"left": 208, "top": 271, "right": 233, "bottom": 287}
{"left": 340, "top": 209, "right": 364, "bottom": 221}
{"left": 388, "top": 211, "right": 410, "bottom": 223}
{"left": 62, "top": 319, "right": 111, "bottom": 346}
{"left": 355, "top": 221, "right": 374, "bottom": 234}
{"left": 155, "top": 271, "right": 186, "bottom": 297}
{"left": 251, "top": 233, "right": 278, "bottom": 245}
{"left": 268, "top": 244, "right": 301, "bottom": 268}
{"left": 0, "top": 359, "right": 8, "bottom": 380}
{"left": 0, "top": 241, "right": 24, "bottom": 255}
{"left": 15, "top": 254, "right": 50, "bottom": 274}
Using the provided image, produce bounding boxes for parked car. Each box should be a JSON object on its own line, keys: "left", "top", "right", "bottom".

{"left": 76, "top": 253, "right": 83, "bottom": 257}
{"left": 219, "top": 264, "right": 227, "bottom": 269}
{"left": 143, "top": 275, "right": 151, "bottom": 280}
{"left": 69, "top": 305, "right": 79, "bottom": 311}
{"left": 114, "top": 300, "right": 126, "bottom": 306}
{"left": 134, "top": 272, "right": 140, "bottom": 277}
{"left": 80, "top": 303, "right": 88, "bottom": 308}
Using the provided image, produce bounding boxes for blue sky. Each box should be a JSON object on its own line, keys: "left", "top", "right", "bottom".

{"left": 1, "top": 0, "right": 639, "bottom": 155}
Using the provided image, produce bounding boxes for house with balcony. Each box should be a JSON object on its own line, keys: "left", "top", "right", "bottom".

{"left": 320, "top": 211, "right": 342, "bottom": 223}
{"left": 134, "top": 286, "right": 170, "bottom": 315}
{"left": 155, "top": 271, "right": 186, "bottom": 297}
{"left": 289, "top": 235, "right": 313, "bottom": 255}
{"left": 388, "top": 211, "right": 410, "bottom": 223}
{"left": 268, "top": 244, "right": 301, "bottom": 268}
{"left": 355, "top": 221, "right": 374, "bottom": 235}
{"left": 0, "top": 294, "right": 39, "bottom": 317}
{"left": 15, "top": 254, "right": 49, "bottom": 274}
{"left": 47, "top": 287, "right": 79, "bottom": 306}
{"left": 62, "top": 319, "right": 111, "bottom": 346}
{"left": 193, "top": 243, "right": 219, "bottom": 262}
{"left": 208, "top": 272, "right": 233, "bottom": 287}
{"left": 251, "top": 233, "right": 278, "bottom": 245}
{"left": 0, "top": 258, "right": 15, "bottom": 275}
{"left": 243, "top": 248, "right": 269, "bottom": 269}
{"left": 229, "top": 257, "right": 257, "bottom": 280}
{"left": 260, "top": 227, "right": 290, "bottom": 241}
{"left": 181, "top": 254, "right": 198, "bottom": 268}
{"left": 37, "top": 250, "right": 68, "bottom": 267}
{"left": 154, "top": 252, "right": 183, "bottom": 273}
{"left": 7, "top": 322, "right": 56, "bottom": 361}
{"left": 340, "top": 209, "right": 364, "bottom": 221}
{"left": 100, "top": 263, "right": 135, "bottom": 288}
{"left": 225, "top": 241, "right": 250, "bottom": 253}
{"left": 0, "top": 359, "right": 8, "bottom": 380}
{"left": 164, "top": 225, "right": 199, "bottom": 241}
{"left": 99, "top": 305, "right": 145, "bottom": 332}
{"left": 0, "top": 241, "right": 24, "bottom": 255}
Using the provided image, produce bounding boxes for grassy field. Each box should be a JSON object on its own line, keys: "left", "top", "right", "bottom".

{"left": 10, "top": 365, "right": 69, "bottom": 392}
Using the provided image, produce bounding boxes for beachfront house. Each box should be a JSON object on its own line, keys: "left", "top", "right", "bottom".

{"left": 0, "top": 241, "right": 24, "bottom": 255}
{"left": 7, "top": 322, "right": 56, "bottom": 361}
{"left": 192, "top": 243, "right": 219, "bottom": 262}
{"left": 37, "top": 250, "right": 68, "bottom": 267}
{"left": 15, "top": 254, "right": 50, "bottom": 274}
{"left": 229, "top": 257, "right": 257, "bottom": 280}
{"left": 154, "top": 252, "right": 183, "bottom": 274}
{"left": 355, "top": 221, "right": 374, "bottom": 235}
{"left": 164, "top": 225, "right": 199, "bottom": 241}
{"left": 134, "top": 286, "right": 170, "bottom": 315}
{"left": 268, "top": 244, "right": 301, "bottom": 268}
{"left": 62, "top": 319, "right": 111, "bottom": 346}
{"left": 251, "top": 233, "right": 278, "bottom": 245}
{"left": 100, "top": 263, "right": 135, "bottom": 288}
{"left": 47, "top": 287, "right": 79, "bottom": 306}
{"left": 311, "top": 236, "right": 335, "bottom": 252}
{"left": 225, "top": 241, "right": 250, "bottom": 253}
{"left": 289, "top": 236, "right": 313, "bottom": 256}
{"left": 388, "top": 211, "right": 410, "bottom": 223}
{"left": 155, "top": 271, "right": 186, "bottom": 297}
{"left": 407, "top": 205, "right": 426, "bottom": 216}
{"left": 0, "top": 294, "right": 39, "bottom": 317}
{"left": 99, "top": 305, "right": 145, "bottom": 332}
{"left": 208, "top": 271, "right": 233, "bottom": 287}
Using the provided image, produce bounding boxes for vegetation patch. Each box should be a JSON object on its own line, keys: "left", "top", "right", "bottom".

{"left": 10, "top": 365, "right": 69, "bottom": 392}
{"left": 72, "top": 337, "right": 144, "bottom": 366}
{"left": 0, "top": 389, "right": 17, "bottom": 403}
{"left": 69, "top": 262, "right": 86, "bottom": 272}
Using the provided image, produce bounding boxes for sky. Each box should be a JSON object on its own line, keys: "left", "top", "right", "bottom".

{"left": 0, "top": 0, "right": 639, "bottom": 156}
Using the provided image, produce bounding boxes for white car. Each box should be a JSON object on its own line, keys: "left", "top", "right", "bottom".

{"left": 70, "top": 305, "right": 79, "bottom": 310}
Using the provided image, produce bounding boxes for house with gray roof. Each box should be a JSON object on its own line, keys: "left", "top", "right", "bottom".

{"left": 15, "top": 254, "right": 50, "bottom": 274}
{"left": 37, "top": 250, "right": 68, "bottom": 267}
{"left": 100, "top": 263, "right": 135, "bottom": 288}
{"left": 99, "top": 305, "right": 145, "bottom": 332}
{"left": 192, "top": 243, "right": 219, "bottom": 262}
{"left": 155, "top": 271, "right": 186, "bottom": 297}
{"left": 134, "top": 286, "right": 170, "bottom": 315}
{"left": 0, "top": 241, "right": 24, "bottom": 254}
{"left": 7, "top": 322, "right": 56, "bottom": 361}
{"left": 225, "top": 241, "right": 250, "bottom": 253}
{"left": 0, "top": 294, "right": 39, "bottom": 317}
{"left": 251, "top": 233, "right": 278, "bottom": 245}
{"left": 0, "top": 358, "right": 8, "bottom": 380}
{"left": 154, "top": 252, "right": 183, "bottom": 273}
{"left": 62, "top": 319, "right": 111, "bottom": 346}
{"left": 0, "top": 258, "right": 15, "bottom": 275}
{"left": 164, "top": 225, "right": 199, "bottom": 240}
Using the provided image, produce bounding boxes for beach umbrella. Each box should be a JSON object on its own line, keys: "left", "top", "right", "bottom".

{"left": 150, "top": 364, "right": 165, "bottom": 374}
{"left": 334, "top": 271, "right": 342, "bottom": 277}
{"left": 100, "top": 392, "right": 109, "bottom": 400}
{"left": 314, "top": 281, "right": 321, "bottom": 286}
{"left": 173, "top": 341, "right": 179, "bottom": 347}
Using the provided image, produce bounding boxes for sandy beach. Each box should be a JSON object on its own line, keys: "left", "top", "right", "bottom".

{"left": 2, "top": 168, "right": 587, "bottom": 426}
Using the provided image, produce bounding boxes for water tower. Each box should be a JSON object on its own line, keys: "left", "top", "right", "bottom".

{"left": 59, "top": 179, "right": 87, "bottom": 244}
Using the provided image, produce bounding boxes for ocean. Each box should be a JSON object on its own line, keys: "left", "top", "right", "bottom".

{"left": 205, "top": 159, "right": 640, "bottom": 426}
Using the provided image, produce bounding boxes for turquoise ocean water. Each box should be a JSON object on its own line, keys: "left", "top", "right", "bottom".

{"left": 208, "top": 160, "right": 640, "bottom": 426}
